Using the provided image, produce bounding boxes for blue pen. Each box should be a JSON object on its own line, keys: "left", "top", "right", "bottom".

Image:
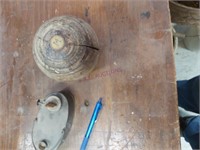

{"left": 80, "top": 98, "right": 103, "bottom": 150}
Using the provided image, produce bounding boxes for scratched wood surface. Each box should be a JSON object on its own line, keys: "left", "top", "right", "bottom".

{"left": 0, "top": 0, "right": 180, "bottom": 150}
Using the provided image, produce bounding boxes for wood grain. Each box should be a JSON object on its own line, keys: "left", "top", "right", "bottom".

{"left": 0, "top": 0, "right": 180, "bottom": 150}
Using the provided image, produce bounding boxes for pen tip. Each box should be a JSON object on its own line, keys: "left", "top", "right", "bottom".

{"left": 98, "top": 97, "right": 103, "bottom": 103}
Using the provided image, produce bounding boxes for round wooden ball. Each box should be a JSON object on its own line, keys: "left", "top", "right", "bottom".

{"left": 33, "top": 16, "right": 99, "bottom": 81}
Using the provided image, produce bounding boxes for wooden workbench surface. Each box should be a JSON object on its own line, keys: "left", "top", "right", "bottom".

{"left": 0, "top": 1, "right": 180, "bottom": 150}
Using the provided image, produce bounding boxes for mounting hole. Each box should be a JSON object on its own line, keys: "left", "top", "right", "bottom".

{"left": 45, "top": 96, "right": 61, "bottom": 111}
{"left": 39, "top": 140, "right": 48, "bottom": 150}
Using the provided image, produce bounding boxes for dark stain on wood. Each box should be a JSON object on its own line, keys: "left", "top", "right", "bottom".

{"left": 140, "top": 11, "right": 151, "bottom": 19}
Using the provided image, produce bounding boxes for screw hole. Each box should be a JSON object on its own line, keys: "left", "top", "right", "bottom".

{"left": 45, "top": 101, "right": 58, "bottom": 108}
{"left": 39, "top": 140, "right": 47, "bottom": 150}
{"left": 45, "top": 96, "right": 61, "bottom": 111}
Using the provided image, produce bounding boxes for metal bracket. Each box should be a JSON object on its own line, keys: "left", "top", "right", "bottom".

{"left": 32, "top": 91, "right": 74, "bottom": 150}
